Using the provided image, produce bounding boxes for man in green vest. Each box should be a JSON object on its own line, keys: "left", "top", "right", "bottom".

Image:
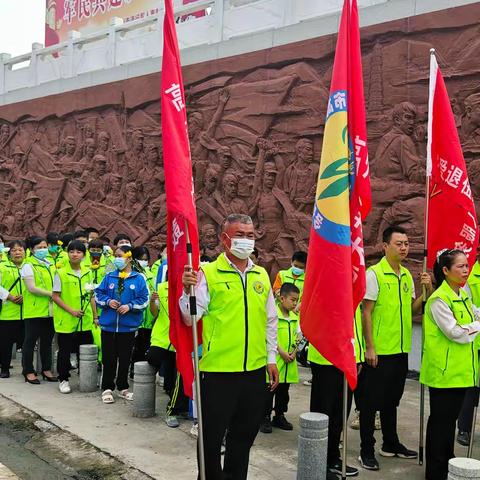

{"left": 359, "top": 225, "right": 433, "bottom": 470}
{"left": 457, "top": 253, "right": 480, "bottom": 446}
{"left": 181, "top": 213, "right": 279, "bottom": 480}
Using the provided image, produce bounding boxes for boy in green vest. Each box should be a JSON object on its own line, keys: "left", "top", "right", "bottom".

{"left": 273, "top": 251, "right": 307, "bottom": 298}
{"left": 359, "top": 225, "right": 433, "bottom": 470}
{"left": 260, "top": 282, "right": 300, "bottom": 434}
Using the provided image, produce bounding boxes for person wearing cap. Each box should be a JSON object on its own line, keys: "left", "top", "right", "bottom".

{"left": 181, "top": 213, "right": 279, "bottom": 480}
{"left": 55, "top": 202, "right": 75, "bottom": 231}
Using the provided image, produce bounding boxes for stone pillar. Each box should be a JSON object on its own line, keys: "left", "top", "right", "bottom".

{"left": 132, "top": 361, "right": 156, "bottom": 418}
{"left": 297, "top": 412, "right": 329, "bottom": 480}
{"left": 449, "top": 458, "right": 480, "bottom": 480}
{"left": 35, "top": 340, "right": 41, "bottom": 372}
{"left": 79, "top": 344, "right": 98, "bottom": 392}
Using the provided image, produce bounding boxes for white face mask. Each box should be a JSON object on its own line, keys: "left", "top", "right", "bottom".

{"left": 228, "top": 236, "right": 255, "bottom": 260}
{"left": 138, "top": 260, "right": 149, "bottom": 269}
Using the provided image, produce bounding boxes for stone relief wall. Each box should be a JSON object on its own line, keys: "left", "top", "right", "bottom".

{"left": 0, "top": 3, "right": 480, "bottom": 275}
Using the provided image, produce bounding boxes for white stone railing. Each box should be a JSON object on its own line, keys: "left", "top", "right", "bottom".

{"left": 0, "top": 0, "right": 390, "bottom": 95}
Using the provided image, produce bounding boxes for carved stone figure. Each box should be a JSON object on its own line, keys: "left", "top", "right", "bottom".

{"left": 200, "top": 223, "right": 221, "bottom": 259}
{"left": 461, "top": 93, "right": 480, "bottom": 148}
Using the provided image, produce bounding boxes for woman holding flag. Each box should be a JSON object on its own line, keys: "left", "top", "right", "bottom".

{"left": 420, "top": 249, "right": 480, "bottom": 480}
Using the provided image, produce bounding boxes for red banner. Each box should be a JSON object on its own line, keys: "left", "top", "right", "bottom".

{"left": 300, "top": 0, "right": 370, "bottom": 390}
{"left": 161, "top": 0, "right": 200, "bottom": 398}
{"left": 426, "top": 53, "right": 479, "bottom": 268}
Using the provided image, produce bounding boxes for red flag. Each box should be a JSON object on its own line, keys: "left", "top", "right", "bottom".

{"left": 426, "top": 52, "right": 479, "bottom": 268}
{"left": 161, "top": 0, "right": 200, "bottom": 398}
{"left": 300, "top": 0, "right": 371, "bottom": 390}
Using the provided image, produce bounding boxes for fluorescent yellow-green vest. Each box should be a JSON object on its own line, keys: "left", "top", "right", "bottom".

{"left": 200, "top": 253, "right": 271, "bottom": 373}
{"left": 141, "top": 267, "right": 156, "bottom": 329}
{"left": 308, "top": 306, "right": 364, "bottom": 365}
{"left": 23, "top": 257, "right": 53, "bottom": 319}
{"left": 279, "top": 268, "right": 305, "bottom": 297}
{"left": 275, "top": 303, "right": 299, "bottom": 383}
{"left": 0, "top": 261, "right": 25, "bottom": 321}
{"left": 467, "top": 262, "right": 480, "bottom": 308}
{"left": 150, "top": 282, "right": 174, "bottom": 352}
{"left": 53, "top": 263, "right": 94, "bottom": 333}
{"left": 369, "top": 257, "right": 413, "bottom": 355}
{"left": 420, "top": 281, "right": 478, "bottom": 388}
{"left": 47, "top": 250, "right": 68, "bottom": 270}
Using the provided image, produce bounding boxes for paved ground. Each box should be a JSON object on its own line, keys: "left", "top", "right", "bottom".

{"left": 0, "top": 358, "right": 479, "bottom": 479}
{"left": 0, "top": 463, "right": 19, "bottom": 480}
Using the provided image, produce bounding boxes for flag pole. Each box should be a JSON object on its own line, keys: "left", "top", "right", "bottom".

{"left": 341, "top": 374, "right": 349, "bottom": 480}
{"left": 185, "top": 222, "right": 206, "bottom": 480}
{"left": 419, "top": 47, "right": 436, "bottom": 466}
{"left": 467, "top": 372, "right": 480, "bottom": 457}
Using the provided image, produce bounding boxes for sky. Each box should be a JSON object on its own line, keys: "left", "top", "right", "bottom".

{"left": 0, "top": 1, "right": 46, "bottom": 58}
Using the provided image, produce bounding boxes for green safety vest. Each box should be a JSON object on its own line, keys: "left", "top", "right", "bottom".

{"left": 23, "top": 257, "right": 54, "bottom": 319}
{"left": 467, "top": 262, "right": 480, "bottom": 308}
{"left": 368, "top": 257, "right": 413, "bottom": 355}
{"left": 278, "top": 268, "right": 305, "bottom": 297}
{"left": 47, "top": 250, "right": 68, "bottom": 270}
{"left": 275, "top": 303, "right": 299, "bottom": 383}
{"left": 200, "top": 253, "right": 271, "bottom": 372}
{"left": 420, "top": 281, "right": 478, "bottom": 388}
{"left": 0, "top": 261, "right": 25, "bottom": 321}
{"left": 308, "top": 306, "right": 365, "bottom": 365}
{"left": 53, "top": 263, "right": 94, "bottom": 333}
{"left": 141, "top": 267, "right": 156, "bottom": 329}
{"left": 150, "top": 282, "right": 174, "bottom": 352}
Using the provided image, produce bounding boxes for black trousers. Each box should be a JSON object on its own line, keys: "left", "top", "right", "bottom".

{"left": 358, "top": 353, "right": 408, "bottom": 456}
{"left": 22, "top": 317, "right": 54, "bottom": 375}
{"left": 200, "top": 367, "right": 267, "bottom": 480}
{"left": 146, "top": 345, "right": 189, "bottom": 415}
{"left": 0, "top": 320, "right": 23, "bottom": 372}
{"left": 101, "top": 330, "right": 136, "bottom": 391}
{"left": 131, "top": 328, "right": 152, "bottom": 369}
{"left": 57, "top": 331, "right": 93, "bottom": 382}
{"left": 310, "top": 363, "right": 353, "bottom": 466}
{"left": 426, "top": 387, "right": 467, "bottom": 480}
{"left": 458, "top": 386, "right": 480, "bottom": 433}
{"left": 265, "top": 383, "right": 290, "bottom": 417}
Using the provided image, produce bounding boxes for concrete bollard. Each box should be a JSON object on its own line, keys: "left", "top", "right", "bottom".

{"left": 449, "top": 458, "right": 480, "bottom": 479}
{"left": 35, "top": 340, "right": 41, "bottom": 372}
{"left": 297, "top": 412, "right": 329, "bottom": 480}
{"left": 79, "top": 344, "right": 99, "bottom": 392}
{"left": 132, "top": 361, "right": 156, "bottom": 418}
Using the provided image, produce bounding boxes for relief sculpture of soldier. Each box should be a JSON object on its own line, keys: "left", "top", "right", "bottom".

{"left": 460, "top": 92, "right": 480, "bottom": 151}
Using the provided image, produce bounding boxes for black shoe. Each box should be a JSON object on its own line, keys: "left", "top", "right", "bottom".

{"left": 272, "top": 414, "right": 293, "bottom": 431}
{"left": 259, "top": 416, "right": 272, "bottom": 434}
{"left": 457, "top": 431, "right": 470, "bottom": 447}
{"left": 23, "top": 374, "right": 41, "bottom": 385}
{"left": 0, "top": 371, "right": 10, "bottom": 379}
{"left": 328, "top": 460, "right": 359, "bottom": 477}
{"left": 41, "top": 372, "right": 58, "bottom": 382}
{"left": 358, "top": 453, "right": 379, "bottom": 470}
{"left": 379, "top": 443, "right": 417, "bottom": 459}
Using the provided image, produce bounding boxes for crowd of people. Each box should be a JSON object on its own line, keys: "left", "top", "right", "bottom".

{"left": 0, "top": 216, "right": 479, "bottom": 480}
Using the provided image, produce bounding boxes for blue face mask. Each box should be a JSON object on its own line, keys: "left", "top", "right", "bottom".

{"left": 34, "top": 248, "right": 49, "bottom": 261}
{"left": 0, "top": 243, "right": 4, "bottom": 251}
{"left": 291, "top": 266, "right": 304, "bottom": 276}
{"left": 113, "top": 257, "right": 127, "bottom": 270}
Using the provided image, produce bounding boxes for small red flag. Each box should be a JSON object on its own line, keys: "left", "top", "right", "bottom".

{"left": 300, "top": 0, "right": 371, "bottom": 390}
{"left": 426, "top": 52, "right": 479, "bottom": 268}
{"left": 161, "top": 0, "right": 200, "bottom": 398}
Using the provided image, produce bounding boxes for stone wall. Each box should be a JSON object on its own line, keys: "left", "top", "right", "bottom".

{"left": 0, "top": 3, "right": 479, "bottom": 274}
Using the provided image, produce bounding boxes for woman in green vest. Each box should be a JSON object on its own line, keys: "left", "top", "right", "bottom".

{"left": 420, "top": 249, "right": 480, "bottom": 480}
{"left": 52, "top": 240, "right": 96, "bottom": 394}
{"left": 21, "top": 236, "right": 56, "bottom": 385}
{"left": 0, "top": 240, "right": 26, "bottom": 378}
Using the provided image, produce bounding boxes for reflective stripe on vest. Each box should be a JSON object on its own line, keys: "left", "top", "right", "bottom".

{"left": 420, "top": 281, "right": 478, "bottom": 388}
{"left": 369, "top": 257, "right": 413, "bottom": 355}
{"left": 200, "top": 253, "right": 270, "bottom": 372}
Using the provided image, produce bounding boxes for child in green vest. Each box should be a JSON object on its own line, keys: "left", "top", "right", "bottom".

{"left": 260, "top": 282, "right": 300, "bottom": 433}
{"left": 52, "top": 240, "right": 97, "bottom": 394}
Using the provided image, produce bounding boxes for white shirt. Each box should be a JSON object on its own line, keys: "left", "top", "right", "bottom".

{"left": 364, "top": 268, "right": 416, "bottom": 301}
{"left": 429, "top": 296, "right": 480, "bottom": 344}
{"left": 179, "top": 254, "right": 278, "bottom": 364}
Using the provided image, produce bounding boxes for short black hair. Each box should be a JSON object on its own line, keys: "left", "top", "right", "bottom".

{"left": 280, "top": 282, "right": 300, "bottom": 297}
{"left": 292, "top": 251, "right": 307, "bottom": 264}
{"left": 67, "top": 240, "right": 87, "bottom": 254}
{"left": 61, "top": 232, "right": 74, "bottom": 247}
{"left": 132, "top": 246, "right": 150, "bottom": 261}
{"left": 46, "top": 232, "right": 60, "bottom": 245}
{"left": 28, "top": 236, "right": 46, "bottom": 251}
{"left": 7, "top": 239, "right": 26, "bottom": 251}
{"left": 382, "top": 225, "right": 407, "bottom": 244}
{"left": 88, "top": 238, "right": 104, "bottom": 250}
{"left": 85, "top": 227, "right": 99, "bottom": 235}
{"left": 73, "top": 230, "right": 88, "bottom": 240}
{"left": 113, "top": 233, "right": 131, "bottom": 246}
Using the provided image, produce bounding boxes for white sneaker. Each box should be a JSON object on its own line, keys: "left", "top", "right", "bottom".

{"left": 190, "top": 422, "right": 198, "bottom": 438}
{"left": 303, "top": 379, "right": 312, "bottom": 386}
{"left": 59, "top": 380, "right": 71, "bottom": 394}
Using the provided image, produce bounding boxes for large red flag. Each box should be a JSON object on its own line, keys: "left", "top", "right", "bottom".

{"left": 300, "top": 0, "right": 371, "bottom": 389}
{"left": 426, "top": 52, "right": 478, "bottom": 268}
{"left": 161, "top": 0, "right": 200, "bottom": 398}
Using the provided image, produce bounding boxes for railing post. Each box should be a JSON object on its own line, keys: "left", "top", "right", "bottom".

{"left": 66, "top": 30, "right": 81, "bottom": 78}
{"left": 108, "top": 17, "right": 123, "bottom": 68}
{"left": 0, "top": 53, "right": 11, "bottom": 95}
